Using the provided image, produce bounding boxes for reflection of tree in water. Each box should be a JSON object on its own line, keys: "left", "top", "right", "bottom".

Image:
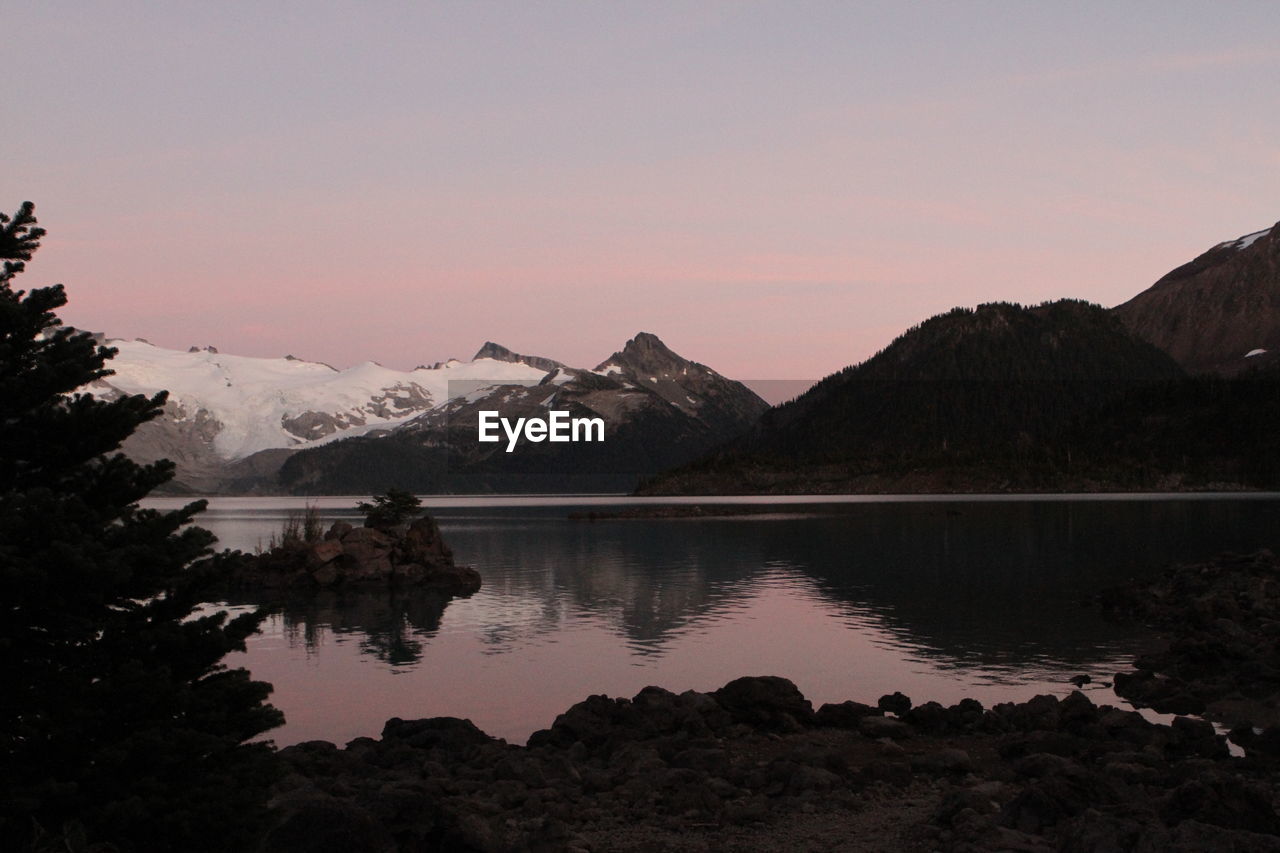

{"left": 228, "top": 589, "right": 453, "bottom": 668}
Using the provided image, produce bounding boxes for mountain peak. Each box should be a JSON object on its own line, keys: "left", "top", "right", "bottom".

{"left": 623, "top": 332, "right": 675, "bottom": 358}
{"left": 598, "top": 333, "right": 693, "bottom": 375}
{"left": 472, "top": 342, "right": 564, "bottom": 373}
{"left": 474, "top": 341, "right": 515, "bottom": 361}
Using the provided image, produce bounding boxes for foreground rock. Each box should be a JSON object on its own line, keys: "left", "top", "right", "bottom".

{"left": 232, "top": 515, "right": 481, "bottom": 595}
{"left": 1097, "top": 550, "right": 1280, "bottom": 737}
{"left": 261, "top": 676, "right": 1280, "bottom": 852}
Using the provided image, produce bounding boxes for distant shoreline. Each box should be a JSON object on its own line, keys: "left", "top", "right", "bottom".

{"left": 142, "top": 489, "right": 1280, "bottom": 509}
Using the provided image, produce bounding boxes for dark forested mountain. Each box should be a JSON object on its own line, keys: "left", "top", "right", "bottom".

{"left": 756, "top": 299, "right": 1183, "bottom": 457}
{"left": 279, "top": 333, "right": 769, "bottom": 493}
{"left": 1114, "top": 222, "right": 1280, "bottom": 374}
{"left": 640, "top": 300, "right": 1280, "bottom": 494}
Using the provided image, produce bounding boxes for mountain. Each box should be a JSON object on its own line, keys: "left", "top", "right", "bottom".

{"left": 87, "top": 340, "right": 548, "bottom": 493}
{"left": 593, "top": 333, "right": 769, "bottom": 435}
{"left": 277, "top": 333, "right": 769, "bottom": 494}
{"left": 636, "top": 299, "right": 1271, "bottom": 495}
{"left": 1114, "top": 222, "right": 1280, "bottom": 374}
{"left": 87, "top": 334, "right": 766, "bottom": 494}
{"left": 470, "top": 341, "right": 567, "bottom": 373}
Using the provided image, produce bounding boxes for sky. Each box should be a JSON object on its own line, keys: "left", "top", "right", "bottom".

{"left": 6, "top": 1, "right": 1280, "bottom": 381}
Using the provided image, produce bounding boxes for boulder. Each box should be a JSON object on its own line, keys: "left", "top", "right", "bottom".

{"left": 341, "top": 526, "right": 393, "bottom": 562}
{"left": 324, "top": 520, "right": 353, "bottom": 540}
{"left": 877, "top": 691, "right": 912, "bottom": 715}
{"left": 381, "top": 716, "right": 496, "bottom": 751}
{"left": 815, "top": 700, "right": 881, "bottom": 729}
{"left": 305, "top": 539, "right": 344, "bottom": 569}
{"left": 712, "top": 676, "right": 815, "bottom": 732}
{"left": 402, "top": 515, "right": 454, "bottom": 566}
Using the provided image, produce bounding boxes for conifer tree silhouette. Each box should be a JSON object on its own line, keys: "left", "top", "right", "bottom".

{"left": 0, "top": 202, "right": 283, "bottom": 851}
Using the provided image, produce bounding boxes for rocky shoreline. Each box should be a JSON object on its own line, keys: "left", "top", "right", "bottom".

{"left": 256, "top": 551, "right": 1280, "bottom": 852}
{"left": 635, "top": 465, "right": 1261, "bottom": 497}
{"left": 1098, "top": 550, "right": 1280, "bottom": 735}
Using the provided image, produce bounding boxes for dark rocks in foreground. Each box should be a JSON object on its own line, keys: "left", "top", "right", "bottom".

{"left": 262, "top": 676, "right": 1280, "bottom": 853}
{"left": 1097, "top": 550, "right": 1280, "bottom": 733}
{"left": 232, "top": 515, "right": 481, "bottom": 596}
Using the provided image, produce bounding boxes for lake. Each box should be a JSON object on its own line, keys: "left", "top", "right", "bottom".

{"left": 146, "top": 494, "right": 1280, "bottom": 746}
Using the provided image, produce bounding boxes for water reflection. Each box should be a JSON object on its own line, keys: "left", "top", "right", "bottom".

{"left": 199, "top": 496, "right": 1280, "bottom": 744}
{"left": 431, "top": 499, "right": 1280, "bottom": 666}
{"left": 228, "top": 589, "right": 452, "bottom": 669}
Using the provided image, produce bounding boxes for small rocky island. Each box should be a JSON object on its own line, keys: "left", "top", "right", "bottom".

{"left": 231, "top": 490, "right": 481, "bottom": 595}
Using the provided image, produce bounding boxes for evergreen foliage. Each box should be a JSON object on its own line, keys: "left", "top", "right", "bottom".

{"left": 356, "top": 487, "right": 423, "bottom": 528}
{"left": 0, "top": 203, "right": 283, "bottom": 851}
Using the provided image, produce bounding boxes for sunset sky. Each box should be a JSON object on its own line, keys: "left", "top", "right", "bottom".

{"left": 7, "top": 2, "right": 1279, "bottom": 381}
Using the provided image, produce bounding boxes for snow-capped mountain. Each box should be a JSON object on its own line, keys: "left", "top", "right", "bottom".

{"left": 277, "top": 334, "right": 771, "bottom": 495}
{"left": 84, "top": 333, "right": 767, "bottom": 494}
{"left": 87, "top": 340, "right": 548, "bottom": 492}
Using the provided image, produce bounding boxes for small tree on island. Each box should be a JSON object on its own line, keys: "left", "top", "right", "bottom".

{"left": 0, "top": 203, "right": 283, "bottom": 851}
{"left": 356, "top": 487, "right": 424, "bottom": 528}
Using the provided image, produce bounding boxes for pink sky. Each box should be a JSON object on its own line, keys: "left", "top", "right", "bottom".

{"left": 7, "top": 3, "right": 1279, "bottom": 380}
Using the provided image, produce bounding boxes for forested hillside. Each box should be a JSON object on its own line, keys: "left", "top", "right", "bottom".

{"left": 640, "top": 300, "right": 1280, "bottom": 494}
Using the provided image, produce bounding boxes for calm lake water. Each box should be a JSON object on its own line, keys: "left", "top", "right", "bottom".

{"left": 146, "top": 494, "right": 1280, "bottom": 746}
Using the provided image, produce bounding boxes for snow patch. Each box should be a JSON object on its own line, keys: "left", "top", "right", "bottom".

{"left": 87, "top": 340, "right": 547, "bottom": 459}
{"left": 1219, "top": 227, "right": 1271, "bottom": 252}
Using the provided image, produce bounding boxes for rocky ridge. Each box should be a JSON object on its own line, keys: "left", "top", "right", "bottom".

{"left": 1114, "top": 222, "right": 1280, "bottom": 374}
{"left": 472, "top": 342, "right": 568, "bottom": 374}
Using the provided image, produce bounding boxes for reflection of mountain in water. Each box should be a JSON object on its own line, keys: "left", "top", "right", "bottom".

{"left": 445, "top": 519, "right": 784, "bottom": 656}
{"left": 754, "top": 500, "right": 1280, "bottom": 674}
{"left": 227, "top": 589, "right": 452, "bottom": 668}
{"left": 227, "top": 499, "right": 1280, "bottom": 677}
{"left": 437, "top": 500, "right": 1280, "bottom": 669}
